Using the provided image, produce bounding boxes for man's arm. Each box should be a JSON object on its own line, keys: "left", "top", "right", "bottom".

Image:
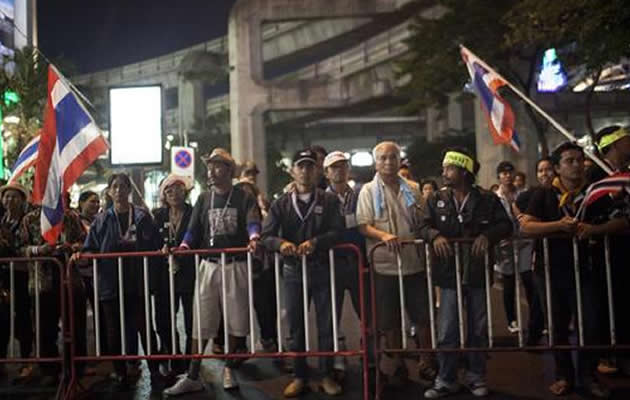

{"left": 180, "top": 194, "right": 204, "bottom": 249}
{"left": 309, "top": 195, "right": 344, "bottom": 250}
{"left": 261, "top": 198, "right": 286, "bottom": 252}
{"left": 481, "top": 194, "right": 513, "bottom": 243}
{"left": 520, "top": 188, "right": 576, "bottom": 237}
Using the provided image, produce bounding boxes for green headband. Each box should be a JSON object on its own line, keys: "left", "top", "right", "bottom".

{"left": 443, "top": 151, "right": 474, "bottom": 174}
{"left": 598, "top": 127, "right": 630, "bottom": 151}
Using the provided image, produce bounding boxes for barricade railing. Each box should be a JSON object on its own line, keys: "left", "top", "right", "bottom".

{"left": 0, "top": 256, "right": 67, "bottom": 399}
{"left": 66, "top": 243, "right": 369, "bottom": 400}
{"left": 369, "top": 236, "right": 630, "bottom": 398}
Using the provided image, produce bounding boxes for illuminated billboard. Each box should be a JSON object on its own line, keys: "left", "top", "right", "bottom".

{"left": 109, "top": 86, "right": 163, "bottom": 166}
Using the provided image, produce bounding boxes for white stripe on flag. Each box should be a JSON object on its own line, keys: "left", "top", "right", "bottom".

{"left": 490, "top": 100, "right": 504, "bottom": 134}
{"left": 51, "top": 79, "right": 70, "bottom": 108}
{"left": 58, "top": 122, "right": 102, "bottom": 172}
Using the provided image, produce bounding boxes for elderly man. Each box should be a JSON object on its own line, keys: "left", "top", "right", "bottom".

{"left": 262, "top": 148, "right": 344, "bottom": 397}
{"left": 164, "top": 148, "right": 262, "bottom": 395}
{"left": 419, "top": 148, "right": 512, "bottom": 398}
{"left": 356, "top": 141, "right": 433, "bottom": 385}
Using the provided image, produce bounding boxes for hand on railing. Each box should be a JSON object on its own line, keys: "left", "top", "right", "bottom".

{"left": 280, "top": 241, "right": 298, "bottom": 257}
{"left": 471, "top": 235, "right": 489, "bottom": 258}
{"left": 296, "top": 239, "right": 315, "bottom": 256}
{"left": 432, "top": 235, "right": 452, "bottom": 258}
{"left": 247, "top": 238, "right": 260, "bottom": 253}
{"left": 556, "top": 216, "right": 579, "bottom": 233}
{"left": 381, "top": 233, "right": 401, "bottom": 253}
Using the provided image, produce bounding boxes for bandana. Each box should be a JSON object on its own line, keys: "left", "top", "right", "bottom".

{"left": 442, "top": 151, "right": 474, "bottom": 174}
{"left": 552, "top": 176, "right": 585, "bottom": 212}
{"left": 598, "top": 127, "right": 630, "bottom": 152}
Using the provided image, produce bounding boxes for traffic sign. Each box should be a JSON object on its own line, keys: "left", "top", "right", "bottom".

{"left": 171, "top": 146, "right": 195, "bottom": 178}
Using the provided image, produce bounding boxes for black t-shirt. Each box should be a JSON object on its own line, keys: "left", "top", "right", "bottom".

{"left": 183, "top": 186, "right": 261, "bottom": 251}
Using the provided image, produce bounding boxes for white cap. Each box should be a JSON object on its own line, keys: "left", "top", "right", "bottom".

{"left": 323, "top": 151, "right": 349, "bottom": 168}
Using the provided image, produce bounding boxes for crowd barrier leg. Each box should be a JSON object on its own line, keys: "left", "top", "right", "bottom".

{"left": 604, "top": 235, "right": 616, "bottom": 346}
{"left": 572, "top": 238, "right": 584, "bottom": 347}
{"left": 301, "top": 255, "right": 310, "bottom": 352}
{"left": 34, "top": 262, "right": 41, "bottom": 357}
{"left": 221, "top": 252, "right": 229, "bottom": 354}
{"left": 329, "top": 249, "right": 339, "bottom": 352}
{"left": 93, "top": 260, "right": 101, "bottom": 356}
{"left": 9, "top": 261, "right": 15, "bottom": 358}
{"left": 484, "top": 252, "right": 494, "bottom": 348}
{"left": 117, "top": 257, "right": 127, "bottom": 355}
{"left": 274, "top": 253, "right": 283, "bottom": 353}
{"left": 395, "top": 252, "right": 407, "bottom": 350}
{"left": 247, "top": 252, "right": 256, "bottom": 353}
{"left": 512, "top": 241, "right": 524, "bottom": 347}
{"left": 143, "top": 257, "right": 152, "bottom": 356}
{"left": 454, "top": 243, "right": 465, "bottom": 349}
{"left": 424, "top": 243, "right": 437, "bottom": 349}
{"left": 168, "top": 254, "right": 176, "bottom": 355}
{"left": 543, "top": 238, "right": 554, "bottom": 346}
{"left": 194, "top": 254, "right": 203, "bottom": 354}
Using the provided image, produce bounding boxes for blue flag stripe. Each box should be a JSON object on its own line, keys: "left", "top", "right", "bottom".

{"left": 55, "top": 94, "right": 91, "bottom": 153}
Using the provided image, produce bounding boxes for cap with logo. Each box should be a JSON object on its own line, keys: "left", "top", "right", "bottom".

{"left": 292, "top": 149, "right": 318, "bottom": 166}
{"left": 323, "top": 151, "right": 349, "bottom": 169}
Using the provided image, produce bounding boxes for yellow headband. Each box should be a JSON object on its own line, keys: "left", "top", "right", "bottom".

{"left": 443, "top": 151, "right": 474, "bottom": 174}
{"left": 598, "top": 127, "right": 630, "bottom": 151}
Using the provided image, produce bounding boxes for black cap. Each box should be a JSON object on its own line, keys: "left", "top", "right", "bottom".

{"left": 292, "top": 149, "right": 317, "bottom": 166}
{"left": 496, "top": 161, "right": 515, "bottom": 175}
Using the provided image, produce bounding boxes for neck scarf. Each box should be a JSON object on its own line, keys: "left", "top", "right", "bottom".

{"left": 372, "top": 174, "right": 416, "bottom": 218}
{"left": 552, "top": 176, "right": 584, "bottom": 212}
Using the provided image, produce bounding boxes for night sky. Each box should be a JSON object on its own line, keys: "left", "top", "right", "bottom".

{"left": 38, "top": 0, "right": 238, "bottom": 74}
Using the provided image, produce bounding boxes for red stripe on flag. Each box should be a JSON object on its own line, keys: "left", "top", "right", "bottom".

{"left": 62, "top": 136, "right": 109, "bottom": 189}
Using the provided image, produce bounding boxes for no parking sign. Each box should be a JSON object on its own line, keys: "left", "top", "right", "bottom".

{"left": 171, "top": 146, "right": 195, "bottom": 178}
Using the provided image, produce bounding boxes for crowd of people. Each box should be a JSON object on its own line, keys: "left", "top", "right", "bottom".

{"left": 1, "top": 125, "right": 630, "bottom": 399}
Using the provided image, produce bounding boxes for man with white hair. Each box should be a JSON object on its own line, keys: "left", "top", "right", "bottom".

{"left": 356, "top": 141, "right": 433, "bottom": 385}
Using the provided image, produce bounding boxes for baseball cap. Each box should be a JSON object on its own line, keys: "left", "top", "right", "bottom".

{"left": 292, "top": 149, "right": 317, "bottom": 166}
{"left": 323, "top": 151, "right": 349, "bottom": 168}
{"left": 201, "top": 148, "right": 235, "bottom": 167}
{"left": 496, "top": 161, "right": 515, "bottom": 175}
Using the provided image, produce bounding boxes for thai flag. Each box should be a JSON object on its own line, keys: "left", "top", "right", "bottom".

{"left": 32, "top": 66, "right": 109, "bottom": 244}
{"left": 577, "top": 172, "right": 630, "bottom": 219}
{"left": 8, "top": 134, "right": 40, "bottom": 184}
{"left": 461, "top": 47, "right": 520, "bottom": 152}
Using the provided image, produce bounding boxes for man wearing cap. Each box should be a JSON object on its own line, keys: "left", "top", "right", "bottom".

{"left": 262, "top": 148, "right": 344, "bottom": 397}
{"left": 0, "top": 183, "right": 33, "bottom": 378}
{"left": 153, "top": 174, "right": 195, "bottom": 373}
{"left": 324, "top": 150, "right": 366, "bottom": 379}
{"left": 356, "top": 141, "right": 434, "bottom": 385}
{"left": 164, "top": 148, "right": 262, "bottom": 395}
{"left": 493, "top": 161, "right": 540, "bottom": 337}
{"left": 418, "top": 147, "right": 511, "bottom": 398}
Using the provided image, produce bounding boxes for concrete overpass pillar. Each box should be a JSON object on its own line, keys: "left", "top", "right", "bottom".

{"left": 178, "top": 78, "right": 205, "bottom": 141}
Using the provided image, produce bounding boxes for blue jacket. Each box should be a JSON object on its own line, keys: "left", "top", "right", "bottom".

{"left": 83, "top": 205, "right": 161, "bottom": 301}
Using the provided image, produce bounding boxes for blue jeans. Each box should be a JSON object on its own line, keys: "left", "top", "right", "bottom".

{"left": 436, "top": 287, "right": 488, "bottom": 386}
{"left": 284, "top": 263, "right": 333, "bottom": 380}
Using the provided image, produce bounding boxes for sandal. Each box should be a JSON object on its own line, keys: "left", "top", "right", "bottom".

{"left": 549, "top": 379, "right": 572, "bottom": 396}
{"left": 417, "top": 358, "right": 438, "bottom": 382}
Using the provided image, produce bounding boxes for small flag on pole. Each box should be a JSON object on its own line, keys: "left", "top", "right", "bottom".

{"left": 461, "top": 46, "right": 520, "bottom": 152}
{"left": 32, "top": 65, "right": 109, "bottom": 244}
{"left": 8, "top": 134, "right": 40, "bottom": 184}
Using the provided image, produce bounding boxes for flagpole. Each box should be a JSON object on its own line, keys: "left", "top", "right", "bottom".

{"left": 460, "top": 45, "right": 614, "bottom": 176}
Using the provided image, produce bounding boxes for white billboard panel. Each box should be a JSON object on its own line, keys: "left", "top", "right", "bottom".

{"left": 109, "top": 86, "right": 163, "bottom": 166}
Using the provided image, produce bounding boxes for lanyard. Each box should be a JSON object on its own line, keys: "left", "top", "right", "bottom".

{"left": 210, "top": 188, "right": 234, "bottom": 246}
{"left": 453, "top": 192, "right": 471, "bottom": 224}
{"left": 291, "top": 191, "right": 318, "bottom": 222}
{"left": 114, "top": 207, "right": 133, "bottom": 239}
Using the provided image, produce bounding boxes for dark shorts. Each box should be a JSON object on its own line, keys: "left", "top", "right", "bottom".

{"left": 374, "top": 272, "right": 429, "bottom": 331}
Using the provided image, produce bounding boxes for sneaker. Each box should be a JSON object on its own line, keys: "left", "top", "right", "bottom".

{"left": 597, "top": 359, "right": 618, "bottom": 375}
{"left": 424, "top": 383, "right": 459, "bottom": 398}
{"left": 283, "top": 378, "right": 306, "bottom": 398}
{"left": 222, "top": 367, "right": 239, "bottom": 390}
{"left": 465, "top": 381, "right": 489, "bottom": 397}
{"left": 507, "top": 321, "right": 520, "bottom": 334}
{"left": 261, "top": 338, "right": 278, "bottom": 353}
{"left": 319, "top": 376, "right": 342, "bottom": 396}
{"left": 163, "top": 375, "right": 204, "bottom": 396}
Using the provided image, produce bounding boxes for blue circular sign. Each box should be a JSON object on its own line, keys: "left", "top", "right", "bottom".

{"left": 175, "top": 150, "right": 192, "bottom": 168}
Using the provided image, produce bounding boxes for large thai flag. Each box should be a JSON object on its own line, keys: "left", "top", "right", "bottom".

{"left": 461, "top": 47, "right": 520, "bottom": 152}
{"left": 8, "top": 134, "right": 40, "bottom": 184}
{"left": 32, "top": 66, "right": 109, "bottom": 244}
{"left": 576, "top": 172, "right": 630, "bottom": 219}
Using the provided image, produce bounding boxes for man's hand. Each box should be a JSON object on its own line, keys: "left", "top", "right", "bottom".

{"left": 38, "top": 243, "right": 53, "bottom": 256}
{"left": 280, "top": 241, "right": 298, "bottom": 257}
{"left": 472, "top": 235, "right": 489, "bottom": 258}
{"left": 247, "top": 239, "right": 259, "bottom": 253}
{"left": 432, "top": 235, "right": 452, "bottom": 259}
{"left": 70, "top": 251, "right": 82, "bottom": 264}
{"left": 556, "top": 216, "right": 578, "bottom": 233}
{"left": 381, "top": 233, "right": 401, "bottom": 253}
{"left": 576, "top": 223, "right": 599, "bottom": 240}
{"left": 297, "top": 240, "right": 315, "bottom": 256}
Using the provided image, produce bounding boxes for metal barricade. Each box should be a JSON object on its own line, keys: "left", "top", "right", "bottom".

{"left": 0, "top": 256, "right": 67, "bottom": 400}
{"left": 369, "top": 236, "right": 630, "bottom": 399}
{"left": 66, "top": 243, "right": 369, "bottom": 400}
